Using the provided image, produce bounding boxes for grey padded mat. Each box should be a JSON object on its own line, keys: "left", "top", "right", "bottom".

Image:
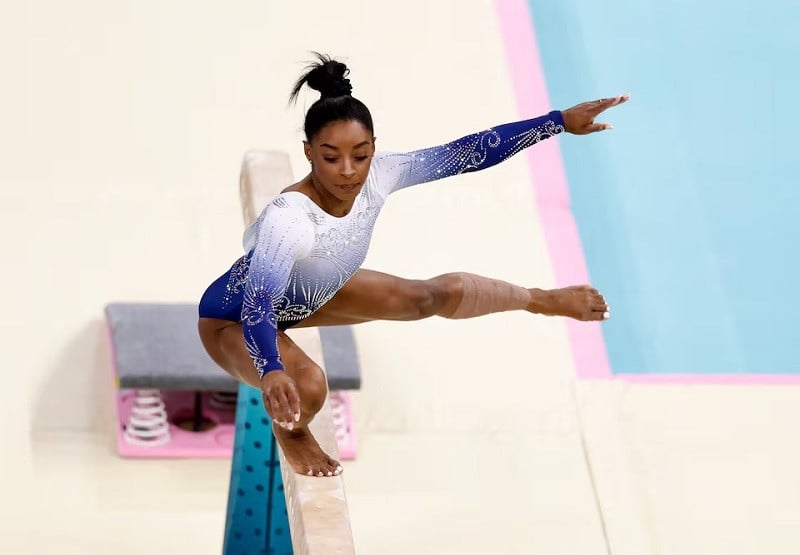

{"left": 105, "top": 303, "right": 361, "bottom": 390}
{"left": 318, "top": 326, "right": 362, "bottom": 390}
{"left": 106, "top": 303, "right": 239, "bottom": 391}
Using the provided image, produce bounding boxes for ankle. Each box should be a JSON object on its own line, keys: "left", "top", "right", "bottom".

{"left": 527, "top": 288, "right": 554, "bottom": 314}
{"left": 273, "top": 421, "right": 308, "bottom": 437}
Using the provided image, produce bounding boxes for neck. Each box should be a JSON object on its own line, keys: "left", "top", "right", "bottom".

{"left": 305, "top": 173, "right": 353, "bottom": 217}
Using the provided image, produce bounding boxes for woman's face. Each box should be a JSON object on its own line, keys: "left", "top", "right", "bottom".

{"left": 305, "top": 119, "right": 375, "bottom": 201}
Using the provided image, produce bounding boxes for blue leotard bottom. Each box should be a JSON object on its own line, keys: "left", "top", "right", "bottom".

{"left": 198, "top": 261, "right": 304, "bottom": 331}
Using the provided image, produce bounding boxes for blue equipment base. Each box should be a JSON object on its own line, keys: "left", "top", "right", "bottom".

{"left": 223, "top": 383, "right": 292, "bottom": 555}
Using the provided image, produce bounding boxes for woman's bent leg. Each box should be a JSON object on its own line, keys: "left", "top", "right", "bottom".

{"left": 198, "top": 317, "right": 340, "bottom": 477}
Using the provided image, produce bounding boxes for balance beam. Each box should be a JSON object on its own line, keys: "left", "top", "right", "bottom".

{"left": 223, "top": 151, "right": 355, "bottom": 554}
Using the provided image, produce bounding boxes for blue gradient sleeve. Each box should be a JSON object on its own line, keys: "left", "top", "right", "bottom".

{"left": 374, "top": 111, "right": 565, "bottom": 194}
{"left": 241, "top": 197, "right": 313, "bottom": 377}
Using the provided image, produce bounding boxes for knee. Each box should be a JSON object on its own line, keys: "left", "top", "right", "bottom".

{"left": 294, "top": 362, "right": 328, "bottom": 414}
{"left": 391, "top": 274, "right": 464, "bottom": 320}
{"left": 198, "top": 318, "right": 244, "bottom": 381}
{"left": 419, "top": 273, "right": 464, "bottom": 318}
{"left": 398, "top": 279, "right": 444, "bottom": 320}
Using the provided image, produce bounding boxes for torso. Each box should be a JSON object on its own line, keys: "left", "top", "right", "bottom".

{"left": 211, "top": 163, "right": 390, "bottom": 327}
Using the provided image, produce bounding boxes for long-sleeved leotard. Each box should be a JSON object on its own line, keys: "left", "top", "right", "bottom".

{"left": 198, "top": 111, "right": 565, "bottom": 376}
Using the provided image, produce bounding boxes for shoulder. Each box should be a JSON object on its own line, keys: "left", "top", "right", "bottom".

{"left": 267, "top": 191, "right": 312, "bottom": 212}
{"left": 259, "top": 192, "right": 318, "bottom": 226}
{"left": 366, "top": 151, "right": 414, "bottom": 197}
{"left": 370, "top": 150, "right": 410, "bottom": 169}
{"left": 243, "top": 193, "right": 316, "bottom": 252}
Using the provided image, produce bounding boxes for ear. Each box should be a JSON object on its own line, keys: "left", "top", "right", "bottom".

{"left": 371, "top": 137, "right": 377, "bottom": 152}
{"left": 303, "top": 141, "right": 312, "bottom": 162}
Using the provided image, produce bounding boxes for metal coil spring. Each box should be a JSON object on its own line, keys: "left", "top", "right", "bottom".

{"left": 123, "top": 389, "right": 171, "bottom": 446}
{"left": 209, "top": 390, "right": 238, "bottom": 411}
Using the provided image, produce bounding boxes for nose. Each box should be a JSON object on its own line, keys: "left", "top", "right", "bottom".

{"left": 341, "top": 160, "right": 356, "bottom": 179}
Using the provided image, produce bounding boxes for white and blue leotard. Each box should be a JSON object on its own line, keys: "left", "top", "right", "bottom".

{"left": 199, "top": 111, "right": 565, "bottom": 376}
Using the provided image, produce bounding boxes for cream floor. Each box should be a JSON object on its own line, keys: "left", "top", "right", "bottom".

{"left": 26, "top": 425, "right": 603, "bottom": 555}
{"left": 22, "top": 381, "right": 800, "bottom": 555}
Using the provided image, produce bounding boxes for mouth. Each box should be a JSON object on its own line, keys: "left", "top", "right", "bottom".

{"left": 336, "top": 183, "right": 361, "bottom": 192}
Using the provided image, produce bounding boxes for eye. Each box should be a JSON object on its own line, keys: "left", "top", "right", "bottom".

{"left": 324, "top": 157, "right": 338, "bottom": 163}
{"left": 354, "top": 156, "right": 368, "bottom": 162}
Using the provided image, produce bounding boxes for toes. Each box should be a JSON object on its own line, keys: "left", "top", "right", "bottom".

{"left": 322, "top": 460, "right": 340, "bottom": 477}
{"left": 302, "top": 461, "right": 342, "bottom": 478}
{"left": 328, "top": 459, "right": 343, "bottom": 476}
{"left": 584, "top": 311, "right": 607, "bottom": 321}
{"left": 591, "top": 292, "right": 608, "bottom": 311}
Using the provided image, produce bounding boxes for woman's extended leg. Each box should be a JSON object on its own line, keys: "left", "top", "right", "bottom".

{"left": 198, "top": 317, "right": 341, "bottom": 477}
{"left": 296, "top": 269, "right": 609, "bottom": 327}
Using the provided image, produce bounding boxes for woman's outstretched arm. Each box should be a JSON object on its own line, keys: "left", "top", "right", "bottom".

{"left": 374, "top": 94, "right": 629, "bottom": 194}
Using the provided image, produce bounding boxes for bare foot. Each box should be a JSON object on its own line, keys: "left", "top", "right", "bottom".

{"left": 273, "top": 423, "right": 343, "bottom": 477}
{"left": 528, "top": 285, "right": 610, "bottom": 321}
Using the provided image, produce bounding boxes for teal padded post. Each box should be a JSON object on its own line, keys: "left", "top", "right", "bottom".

{"left": 223, "top": 383, "right": 292, "bottom": 555}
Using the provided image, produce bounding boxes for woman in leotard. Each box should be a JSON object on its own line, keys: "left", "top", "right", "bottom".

{"left": 198, "top": 54, "right": 628, "bottom": 478}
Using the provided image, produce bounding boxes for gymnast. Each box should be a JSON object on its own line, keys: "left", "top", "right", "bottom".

{"left": 198, "top": 54, "right": 628, "bottom": 478}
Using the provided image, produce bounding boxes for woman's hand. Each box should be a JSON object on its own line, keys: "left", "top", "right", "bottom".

{"left": 562, "top": 94, "right": 630, "bottom": 135}
{"left": 261, "top": 370, "right": 302, "bottom": 430}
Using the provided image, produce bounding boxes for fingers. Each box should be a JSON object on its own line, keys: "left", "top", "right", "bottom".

{"left": 263, "top": 387, "right": 298, "bottom": 430}
{"left": 585, "top": 93, "right": 629, "bottom": 129}
{"left": 595, "top": 93, "right": 630, "bottom": 111}
{"left": 275, "top": 390, "right": 296, "bottom": 429}
{"left": 263, "top": 392, "right": 287, "bottom": 428}
{"left": 590, "top": 94, "right": 629, "bottom": 114}
{"left": 563, "top": 93, "right": 628, "bottom": 134}
{"left": 586, "top": 122, "right": 613, "bottom": 133}
{"left": 286, "top": 384, "right": 301, "bottom": 424}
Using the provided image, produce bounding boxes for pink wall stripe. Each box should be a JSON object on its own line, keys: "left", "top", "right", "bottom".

{"left": 494, "top": 0, "right": 612, "bottom": 380}
{"left": 620, "top": 373, "right": 800, "bottom": 385}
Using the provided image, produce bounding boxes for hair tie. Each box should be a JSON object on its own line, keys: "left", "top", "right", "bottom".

{"left": 321, "top": 78, "right": 352, "bottom": 99}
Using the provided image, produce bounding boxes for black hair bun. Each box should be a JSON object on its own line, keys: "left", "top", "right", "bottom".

{"left": 307, "top": 58, "right": 352, "bottom": 98}
{"left": 290, "top": 52, "right": 353, "bottom": 103}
